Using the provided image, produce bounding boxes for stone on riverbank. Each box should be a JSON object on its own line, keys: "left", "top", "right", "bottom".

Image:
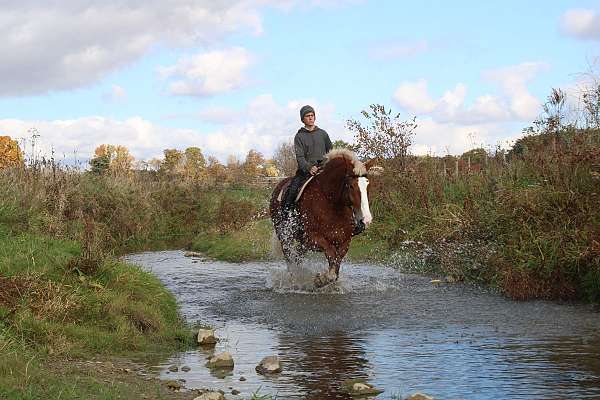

{"left": 193, "top": 392, "right": 226, "bottom": 400}
{"left": 184, "top": 251, "right": 204, "bottom": 258}
{"left": 255, "top": 356, "right": 282, "bottom": 374}
{"left": 406, "top": 393, "right": 434, "bottom": 400}
{"left": 206, "top": 352, "right": 234, "bottom": 369}
{"left": 164, "top": 380, "right": 182, "bottom": 391}
{"left": 197, "top": 328, "right": 218, "bottom": 346}
{"left": 341, "top": 379, "right": 384, "bottom": 397}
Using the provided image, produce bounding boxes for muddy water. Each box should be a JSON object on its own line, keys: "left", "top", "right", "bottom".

{"left": 124, "top": 250, "right": 600, "bottom": 399}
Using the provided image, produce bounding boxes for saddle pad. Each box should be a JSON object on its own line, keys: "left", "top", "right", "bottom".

{"left": 277, "top": 175, "right": 315, "bottom": 203}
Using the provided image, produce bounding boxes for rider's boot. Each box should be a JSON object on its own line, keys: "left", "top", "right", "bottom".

{"left": 352, "top": 219, "right": 366, "bottom": 236}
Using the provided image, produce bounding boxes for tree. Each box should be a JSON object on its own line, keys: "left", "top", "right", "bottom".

{"left": 160, "top": 149, "right": 184, "bottom": 177}
{"left": 90, "top": 144, "right": 134, "bottom": 175}
{"left": 581, "top": 83, "right": 600, "bottom": 129}
{"left": 90, "top": 153, "right": 110, "bottom": 174}
{"left": 183, "top": 147, "right": 206, "bottom": 181}
{"left": 111, "top": 145, "right": 134, "bottom": 174}
{"left": 148, "top": 158, "right": 162, "bottom": 171}
{"left": 263, "top": 159, "right": 280, "bottom": 177}
{"left": 273, "top": 141, "right": 296, "bottom": 177}
{"left": 534, "top": 88, "right": 567, "bottom": 134}
{"left": 226, "top": 155, "right": 242, "bottom": 183}
{"left": 346, "top": 104, "right": 417, "bottom": 168}
{"left": 265, "top": 166, "right": 279, "bottom": 177}
{"left": 461, "top": 148, "right": 487, "bottom": 165}
{"left": 0, "top": 136, "right": 24, "bottom": 169}
{"left": 243, "top": 149, "right": 265, "bottom": 176}
{"left": 332, "top": 139, "right": 358, "bottom": 152}
{"left": 206, "top": 156, "right": 227, "bottom": 186}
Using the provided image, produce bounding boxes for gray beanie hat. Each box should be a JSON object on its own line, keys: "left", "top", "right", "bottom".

{"left": 300, "top": 105, "right": 315, "bottom": 121}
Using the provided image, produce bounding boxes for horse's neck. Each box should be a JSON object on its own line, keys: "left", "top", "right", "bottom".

{"left": 314, "top": 164, "right": 347, "bottom": 205}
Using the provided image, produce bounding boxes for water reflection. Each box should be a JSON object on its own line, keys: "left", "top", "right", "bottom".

{"left": 279, "top": 332, "right": 371, "bottom": 399}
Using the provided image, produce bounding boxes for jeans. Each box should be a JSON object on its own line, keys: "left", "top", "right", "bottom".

{"left": 281, "top": 169, "right": 308, "bottom": 213}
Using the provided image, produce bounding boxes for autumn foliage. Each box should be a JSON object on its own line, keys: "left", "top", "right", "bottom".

{"left": 0, "top": 136, "right": 23, "bottom": 169}
{"left": 90, "top": 144, "right": 134, "bottom": 175}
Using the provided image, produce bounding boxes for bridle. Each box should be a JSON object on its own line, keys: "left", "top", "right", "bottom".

{"left": 342, "top": 173, "right": 367, "bottom": 208}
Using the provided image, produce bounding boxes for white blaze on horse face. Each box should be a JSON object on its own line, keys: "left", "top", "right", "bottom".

{"left": 357, "top": 177, "right": 372, "bottom": 226}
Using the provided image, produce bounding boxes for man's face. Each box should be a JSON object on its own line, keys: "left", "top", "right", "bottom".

{"left": 302, "top": 112, "right": 315, "bottom": 127}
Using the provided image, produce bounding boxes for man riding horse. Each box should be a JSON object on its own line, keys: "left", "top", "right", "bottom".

{"left": 280, "top": 105, "right": 331, "bottom": 221}
{"left": 272, "top": 105, "right": 373, "bottom": 287}
{"left": 280, "top": 105, "right": 366, "bottom": 236}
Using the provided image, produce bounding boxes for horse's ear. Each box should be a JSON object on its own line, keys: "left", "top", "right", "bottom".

{"left": 364, "top": 159, "right": 376, "bottom": 170}
{"left": 364, "top": 158, "right": 384, "bottom": 176}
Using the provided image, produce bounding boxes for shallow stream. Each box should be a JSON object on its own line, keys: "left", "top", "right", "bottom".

{"left": 124, "top": 250, "right": 600, "bottom": 399}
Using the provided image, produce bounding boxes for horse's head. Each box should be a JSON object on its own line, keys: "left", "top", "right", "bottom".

{"left": 343, "top": 173, "right": 372, "bottom": 226}
{"left": 322, "top": 149, "right": 381, "bottom": 229}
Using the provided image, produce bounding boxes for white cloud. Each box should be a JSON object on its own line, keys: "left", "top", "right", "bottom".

{"left": 393, "top": 79, "right": 437, "bottom": 114}
{"left": 393, "top": 79, "right": 510, "bottom": 124}
{"left": 390, "top": 62, "right": 550, "bottom": 155}
{"left": 393, "top": 62, "right": 546, "bottom": 124}
{"left": 0, "top": 95, "right": 345, "bottom": 163}
{"left": 371, "top": 40, "right": 428, "bottom": 60}
{"left": 561, "top": 9, "right": 600, "bottom": 41}
{"left": 0, "top": 1, "right": 364, "bottom": 96}
{"left": 483, "top": 62, "right": 549, "bottom": 120}
{"left": 161, "top": 47, "right": 255, "bottom": 96}
{"left": 410, "top": 118, "right": 523, "bottom": 156}
{"left": 0, "top": 2, "right": 266, "bottom": 96}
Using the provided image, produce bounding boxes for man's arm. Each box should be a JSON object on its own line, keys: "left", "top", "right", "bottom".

{"left": 324, "top": 130, "right": 333, "bottom": 153}
{"left": 294, "top": 134, "right": 310, "bottom": 173}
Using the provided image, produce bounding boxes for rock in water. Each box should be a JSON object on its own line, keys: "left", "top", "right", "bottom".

{"left": 197, "top": 328, "right": 218, "bottom": 346}
{"left": 206, "top": 352, "right": 234, "bottom": 369}
{"left": 184, "top": 251, "right": 204, "bottom": 258}
{"left": 255, "top": 356, "right": 282, "bottom": 374}
{"left": 406, "top": 393, "right": 435, "bottom": 400}
{"left": 193, "top": 392, "right": 226, "bottom": 400}
{"left": 341, "top": 379, "right": 384, "bottom": 397}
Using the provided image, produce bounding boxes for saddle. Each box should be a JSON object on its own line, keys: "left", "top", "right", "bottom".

{"left": 277, "top": 175, "right": 315, "bottom": 204}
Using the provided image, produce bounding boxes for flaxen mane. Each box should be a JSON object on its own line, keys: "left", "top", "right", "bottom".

{"left": 324, "top": 148, "right": 366, "bottom": 176}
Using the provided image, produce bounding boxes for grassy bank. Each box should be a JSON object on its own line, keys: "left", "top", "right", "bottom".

{"left": 0, "top": 231, "right": 195, "bottom": 399}
{"left": 0, "top": 168, "right": 273, "bottom": 398}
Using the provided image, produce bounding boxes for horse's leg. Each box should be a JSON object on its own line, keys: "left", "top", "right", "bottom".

{"left": 313, "top": 236, "right": 339, "bottom": 288}
{"left": 334, "top": 241, "right": 351, "bottom": 278}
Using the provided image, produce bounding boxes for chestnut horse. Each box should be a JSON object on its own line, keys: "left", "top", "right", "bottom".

{"left": 269, "top": 149, "right": 376, "bottom": 288}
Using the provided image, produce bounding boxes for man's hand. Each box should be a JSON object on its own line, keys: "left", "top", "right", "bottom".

{"left": 309, "top": 165, "right": 319, "bottom": 175}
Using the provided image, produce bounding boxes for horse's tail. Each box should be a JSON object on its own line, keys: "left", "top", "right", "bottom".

{"left": 270, "top": 230, "right": 284, "bottom": 259}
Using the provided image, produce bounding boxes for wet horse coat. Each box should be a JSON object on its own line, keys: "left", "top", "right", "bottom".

{"left": 270, "top": 149, "right": 375, "bottom": 287}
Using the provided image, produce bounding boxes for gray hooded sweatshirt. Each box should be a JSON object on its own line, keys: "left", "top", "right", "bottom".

{"left": 293, "top": 126, "right": 333, "bottom": 174}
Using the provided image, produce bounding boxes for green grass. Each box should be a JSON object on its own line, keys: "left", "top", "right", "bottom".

{"left": 192, "top": 218, "right": 273, "bottom": 262}
{"left": 0, "top": 227, "right": 194, "bottom": 398}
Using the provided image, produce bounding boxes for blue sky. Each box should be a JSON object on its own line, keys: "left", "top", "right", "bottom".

{"left": 0, "top": 1, "right": 598, "bottom": 163}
